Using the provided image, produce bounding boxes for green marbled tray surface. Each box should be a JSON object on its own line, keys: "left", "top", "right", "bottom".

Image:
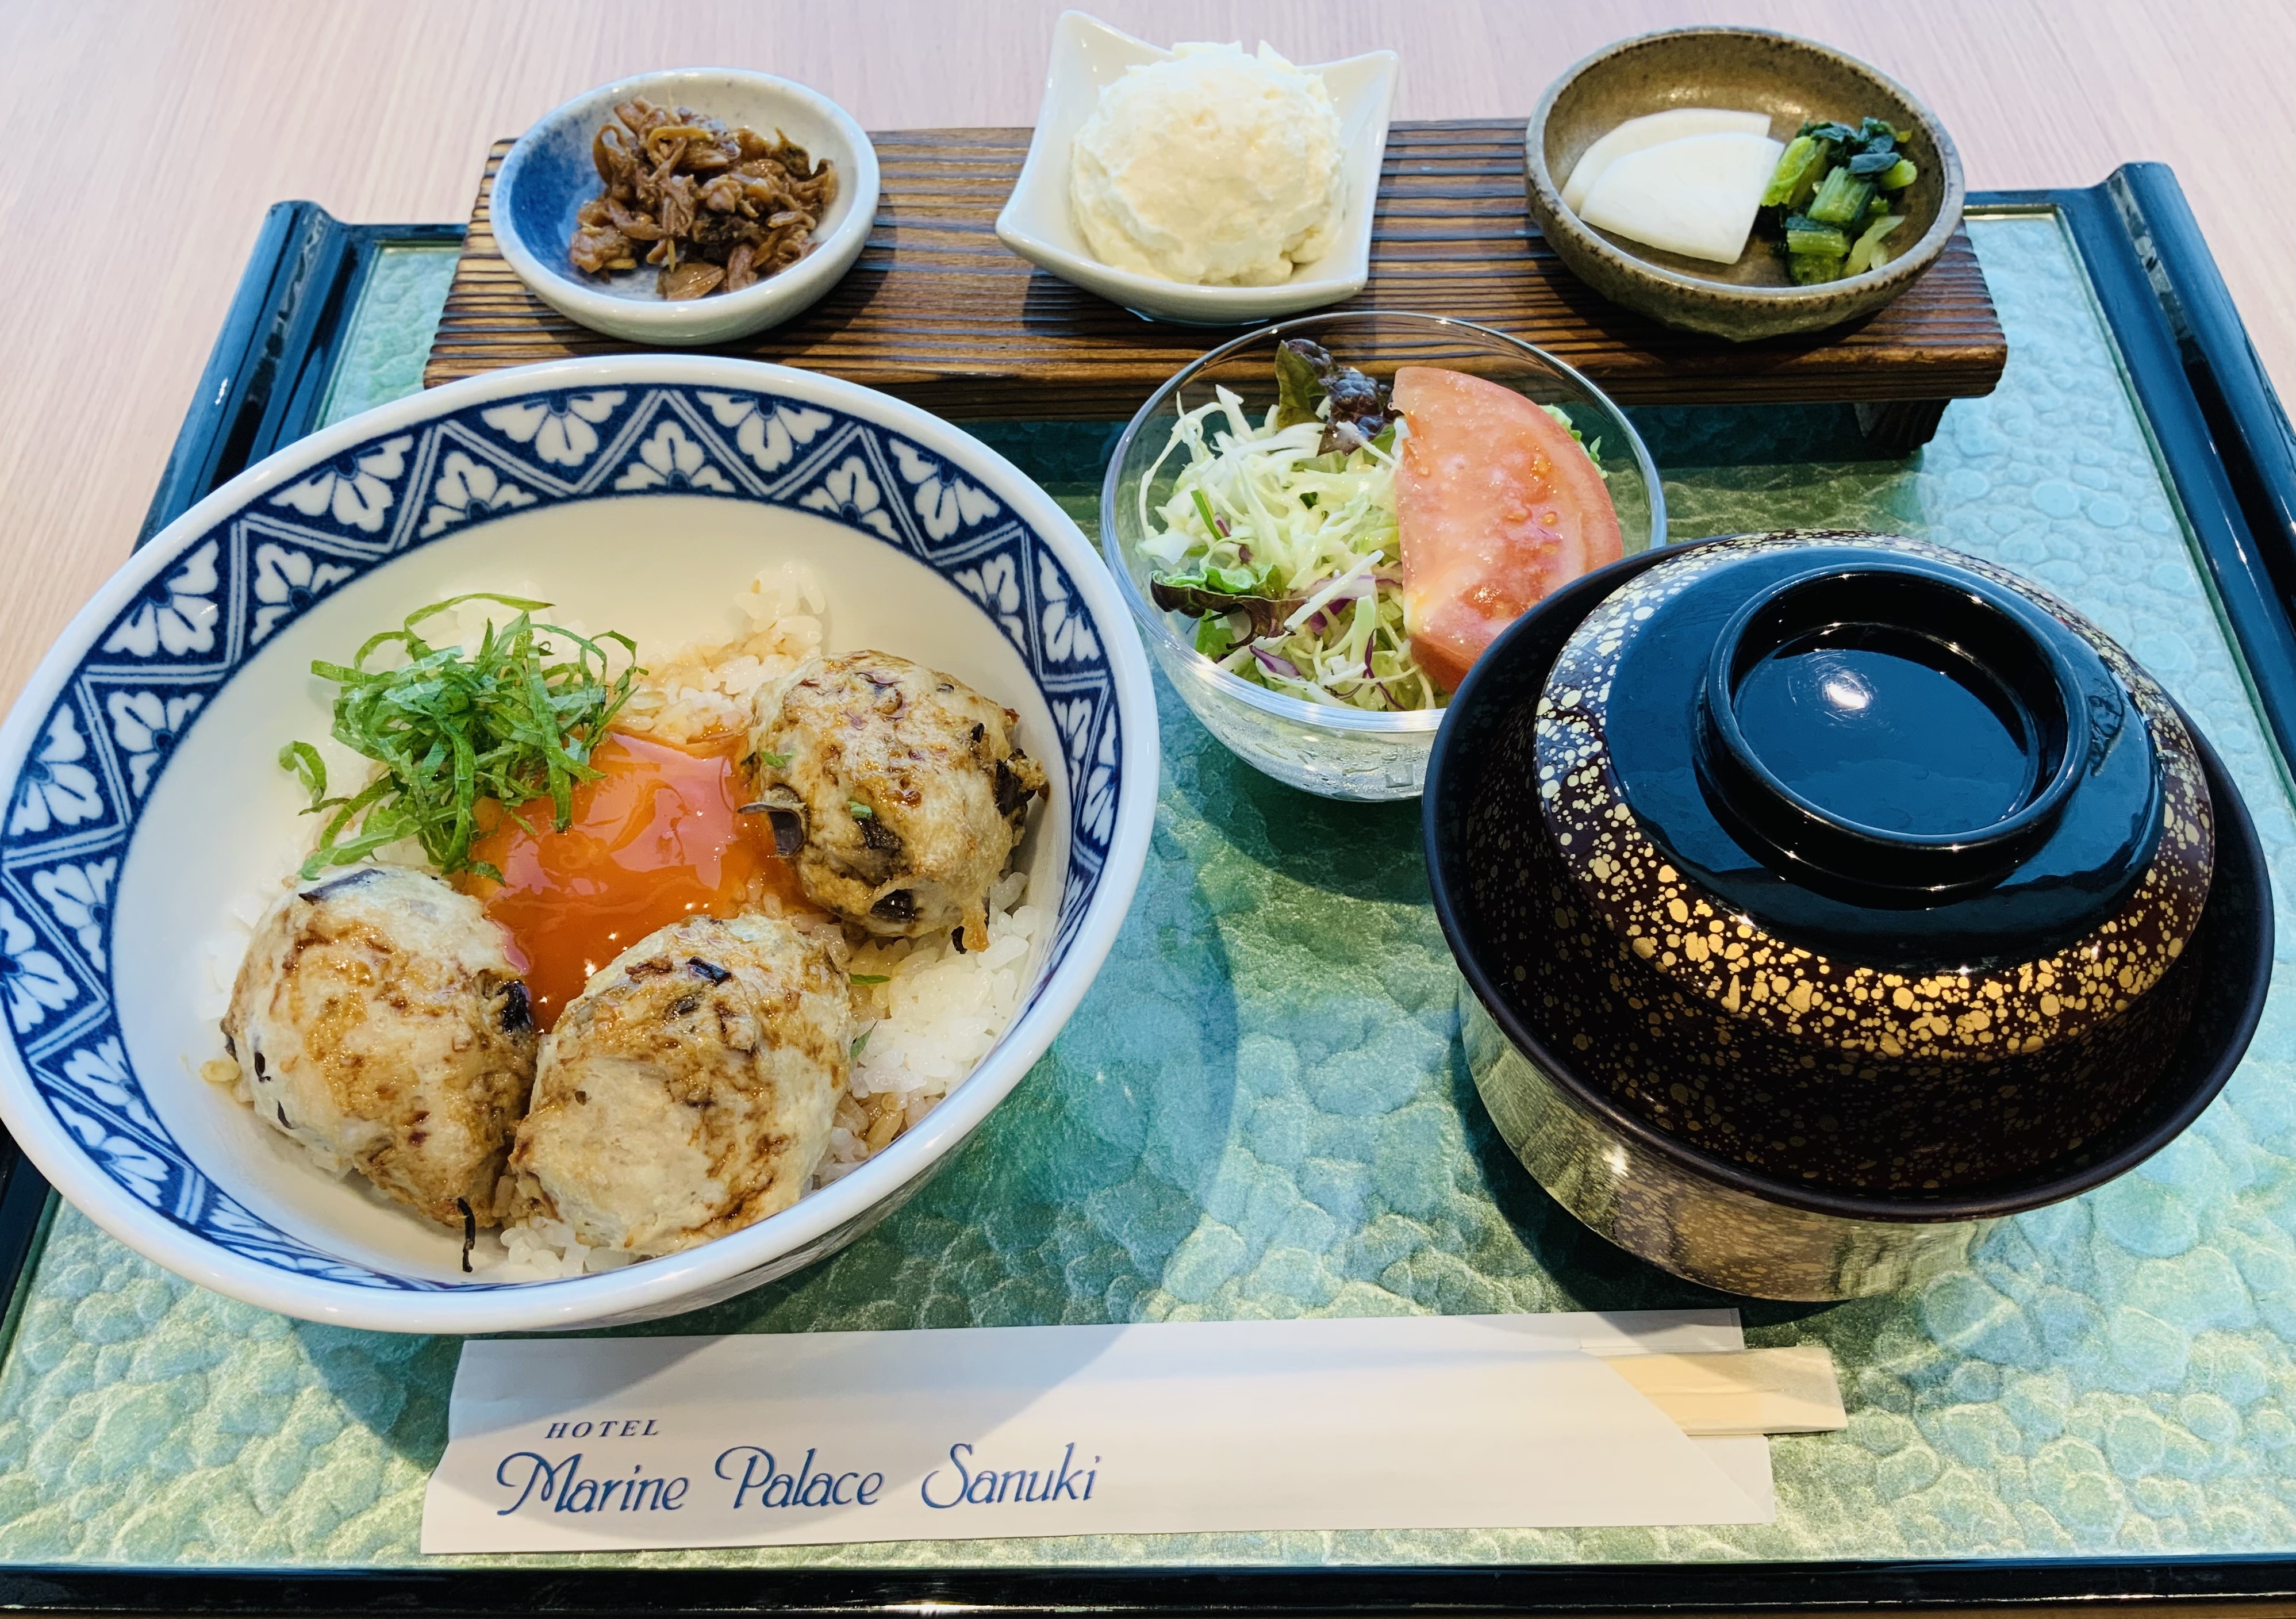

{"left": 317, "top": 244, "right": 462, "bottom": 432}
{"left": 3, "top": 212, "right": 2293, "bottom": 1570}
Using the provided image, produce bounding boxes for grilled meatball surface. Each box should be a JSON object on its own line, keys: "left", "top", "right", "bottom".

{"left": 509, "top": 912, "right": 850, "bottom": 1256}
{"left": 222, "top": 865, "right": 536, "bottom": 1230}
{"left": 747, "top": 651, "right": 1047, "bottom": 951}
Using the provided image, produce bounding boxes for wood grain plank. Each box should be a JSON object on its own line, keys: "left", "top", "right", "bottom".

{"left": 424, "top": 121, "right": 2006, "bottom": 415}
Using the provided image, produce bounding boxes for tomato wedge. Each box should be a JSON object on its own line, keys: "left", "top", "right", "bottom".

{"left": 1394, "top": 366, "right": 1623, "bottom": 694}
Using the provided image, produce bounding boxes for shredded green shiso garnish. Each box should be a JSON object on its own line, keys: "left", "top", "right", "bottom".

{"left": 281, "top": 593, "right": 639, "bottom": 882}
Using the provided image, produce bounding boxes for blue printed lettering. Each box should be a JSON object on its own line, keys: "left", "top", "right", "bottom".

{"left": 1051, "top": 1442, "right": 1083, "bottom": 1501}
{"left": 494, "top": 1451, "right": 579, "bottom": 1516}
{"left": 536, "top": 1413, "right": 661, "bottom": 1440}
{"left": 715, "top": 1445, "right": 874, "bottom": 1510}
{"left": 920, "top": 1443, "right": 973, "bottom": 1509}
{"left": 492, "top": 1453, "right": 692, "bottom": 1516}
{"left": 790, "top": 1448, "right": 819, "bottom": 1506}
{"left": 717, "top": 1447, "right": 777, "bottom": 1509}
{"left": 919, "top": 1442, "right": 1101, "bottom": 1509}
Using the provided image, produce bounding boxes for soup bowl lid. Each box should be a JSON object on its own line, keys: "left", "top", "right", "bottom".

{"left": 1533, "top": 532, "right": 2214, "bottom": 1053}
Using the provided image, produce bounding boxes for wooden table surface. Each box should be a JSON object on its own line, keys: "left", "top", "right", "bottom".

{"left": 2, "top": 0, "right": 2291, "bottom": 715}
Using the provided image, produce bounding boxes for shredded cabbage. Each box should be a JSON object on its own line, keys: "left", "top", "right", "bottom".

{"left": 1139, "top": 385, "right": 1437, "bottom": 711}
{"left": 1140, "top": 385, "right": 1603, "bottom": 711}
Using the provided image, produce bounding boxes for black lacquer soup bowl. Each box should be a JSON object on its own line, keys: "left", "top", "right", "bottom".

{"left": 1425, "top": 532, "right": 2272, "bottom": 1299}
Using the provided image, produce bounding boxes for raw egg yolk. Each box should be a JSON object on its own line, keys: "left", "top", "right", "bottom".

{"left": 459, "top": 730, "right": 806, "bottom": 1030}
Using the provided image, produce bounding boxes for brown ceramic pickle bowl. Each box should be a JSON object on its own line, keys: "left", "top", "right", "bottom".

{"left": 1524, "top": 28, "right": 1964, "bottom": 342}
{"left": 1423, "top": 537, "right": 2274, "bottom": 1301}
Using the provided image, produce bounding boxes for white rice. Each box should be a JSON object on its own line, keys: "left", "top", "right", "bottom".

{"left": 612, "top": 561, "right": 826, "bottom": 746}
{"left": 824, "top": 869, "right": 1044, "bottom": 1185}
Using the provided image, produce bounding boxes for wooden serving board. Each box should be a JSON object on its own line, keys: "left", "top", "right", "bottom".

{"left": 423, "top": 121, "right": 2005, "bottom": 433}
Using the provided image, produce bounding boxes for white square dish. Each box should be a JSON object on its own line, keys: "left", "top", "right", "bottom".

{"left": 995, "top": 12, "right": 1400, "bottom": 326}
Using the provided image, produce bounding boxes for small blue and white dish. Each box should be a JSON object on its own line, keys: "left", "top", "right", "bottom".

{"left": 494, "top": 70, "right": 881, "bottom": 346}
{"left": 0, "top": 356, "right": 1156, "bottom": 1333}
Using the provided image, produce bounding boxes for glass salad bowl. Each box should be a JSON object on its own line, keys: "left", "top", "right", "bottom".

{"left": 1099, "top": 311, "right": 1664, "bottom": 800}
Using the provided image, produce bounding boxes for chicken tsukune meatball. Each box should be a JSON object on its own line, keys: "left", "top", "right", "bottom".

{"left": 746, "top": 651, "right": 1047, "bottom": 952}
{"left": 221, "top": 865, "right": 536, "bottom": 1231}
{"left": 508, "top": 913, "right": 850, "bottom": 1256}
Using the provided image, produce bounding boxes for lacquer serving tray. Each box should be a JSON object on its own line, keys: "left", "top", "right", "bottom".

{"left": 0, "top": 166, "right": 2292, "bottom": 1614}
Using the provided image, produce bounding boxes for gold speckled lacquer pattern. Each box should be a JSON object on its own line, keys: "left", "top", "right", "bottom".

{"left": 1523, "top": 532, "right": 2214, "bottom": 1193}
{"left": 1461, "top": 990, "right": 1982, "bottom": 1301}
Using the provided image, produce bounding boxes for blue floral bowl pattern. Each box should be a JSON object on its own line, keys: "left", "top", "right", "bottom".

{"left": 0, "top": 358, "right": 1157, "bottom": 1333}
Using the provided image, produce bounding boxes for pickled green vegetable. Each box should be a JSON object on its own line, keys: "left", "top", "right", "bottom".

{"left": 1807, "top": 167, "right": 1875, "bottom": 228}
{"left": 1844, "top": 213, "right": 1906, "bottom": 276}
{"left": 1759, "top": 116, "right": 1918, "bottom": 283}
{"left": 1784, "top": 215, "right": 1851, "bottom": 259}
{"left": 1761, "top": 135, "right": 1829, "bottom": 209}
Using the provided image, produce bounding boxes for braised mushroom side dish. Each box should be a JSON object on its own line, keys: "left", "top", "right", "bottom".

{"left": 568, "top": 97, "right": 839, "bottom": 300}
